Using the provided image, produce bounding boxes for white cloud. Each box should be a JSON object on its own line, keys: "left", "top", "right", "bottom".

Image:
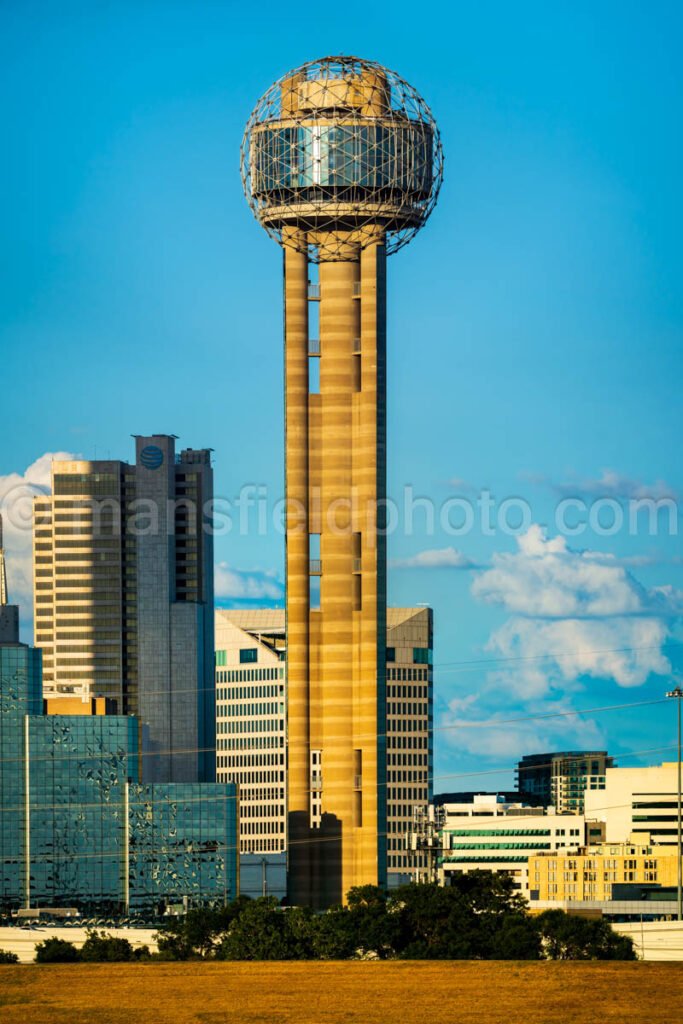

{"left": 472, "top": 525, "right": 649, "bottom": 618}
{"left": 470, "top": 525, "right": 678, "bottom": 698}
{"left": 391, "top": 546, "right": 475, "bottom": 570}
{"left": 0, "top": 452, "right": 75, "bottom": 616}
{"left": 215, "top": 563, "right": 284, "bottom": 605}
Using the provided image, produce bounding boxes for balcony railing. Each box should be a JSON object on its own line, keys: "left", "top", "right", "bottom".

{"left": 309, "top": 559, "right": 322, "bottom": 575}
{"left": 353, "top": 337, "right": 361, "bottom": 353}
{"left": 308, "top": 338, "right": 320, "bottom": 355}
{"left": 352, "top": 281, "right": 361, "bottom": 298}
{"left": 353, "top": 775, "right": 363, "bottom": 790}
{"left": 308, "top": 283, "right": 321, "bottom": 300}
{"left": 352, "top": 558, "right": 362, "bottom": 573}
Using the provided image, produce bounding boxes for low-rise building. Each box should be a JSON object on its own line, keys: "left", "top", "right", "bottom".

{"left": 529, "top": 835, "right": 682, "bottom": 903}
{"left": 437, "top": 794, "right": 601, "bottom": 898}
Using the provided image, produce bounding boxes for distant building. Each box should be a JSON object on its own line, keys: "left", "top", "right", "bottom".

{"left": 33, "top": 435, "right": 215, "bottom": 782}
{"left": 436, "top": 794, "right": 600, "bottom": 898}
{"left": 515, "top": 750, "right": 613, "bottom": 814}
{"left": 214, "top": 606, "right": 433, "bottom": 886}
{"left": 433, "top": 791, "right": 535, "bottom": 806}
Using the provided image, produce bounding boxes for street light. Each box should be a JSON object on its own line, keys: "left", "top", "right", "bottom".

{"left": 666, "top": 686, "right": 683, "bottom": 921}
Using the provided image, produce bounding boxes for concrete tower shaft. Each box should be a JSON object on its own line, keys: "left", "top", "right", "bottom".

{"left": 242, "top": 56, "right": 442, "bottom": 907}
{"left": 284, "top": 232, "right": 387, "bottom": 906}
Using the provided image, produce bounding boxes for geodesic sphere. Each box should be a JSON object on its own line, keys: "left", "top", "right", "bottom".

{"left": 240, "top": 56, "right": 444, "bottom": 262}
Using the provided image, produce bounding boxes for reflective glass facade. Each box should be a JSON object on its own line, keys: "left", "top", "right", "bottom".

{"left": 128, "top": 784, "right": 238, "bottom": 912}
{"left": 0, "top": 644, "right": 42, "bottom": 906}
{"left": 0, "top": 641, "right": 237, "bottom": 914}
{"left": 27, "top": 715, "right": 138, "bottom": 910}
{"left": 253, "top": 123, "right": 433, "bottom": 198}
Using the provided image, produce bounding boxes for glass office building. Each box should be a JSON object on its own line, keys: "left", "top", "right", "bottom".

{"left": 1, "top": 627, "right": 237, "bottom": 915}
{"left": 128, "top": 784, "right": 238, "bottom": 912}
{"left": 0, "top": 641, "right": 42, "bottom": 905}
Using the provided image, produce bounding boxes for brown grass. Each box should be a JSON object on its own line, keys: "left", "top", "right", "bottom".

{"left": 0, "top": 961, "right": 682, "bottom": 1024}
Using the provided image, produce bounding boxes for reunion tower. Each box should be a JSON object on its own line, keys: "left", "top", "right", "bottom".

{"left": 241, "top": 56, "right": 443, "bottom": 907}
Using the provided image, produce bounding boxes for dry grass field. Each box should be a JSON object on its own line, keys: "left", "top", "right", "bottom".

{"left": 1, "top": 961, "right": 682, "bottom": 1024}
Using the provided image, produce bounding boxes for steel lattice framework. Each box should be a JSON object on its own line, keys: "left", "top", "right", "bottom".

{"left": 241, "top": 55, "right": 444, "bottom": 261}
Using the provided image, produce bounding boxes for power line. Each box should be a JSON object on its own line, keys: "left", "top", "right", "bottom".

{"left": 0, "top": 693, "right": 670, "bottom": 767}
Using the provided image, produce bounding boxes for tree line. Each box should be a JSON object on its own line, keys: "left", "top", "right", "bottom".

{"left": 3, "top": 875, "right": 636, "bottom": 963}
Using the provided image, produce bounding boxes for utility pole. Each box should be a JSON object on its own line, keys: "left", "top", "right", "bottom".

{"left": 666, "top": 686, "right": 683, "bottom": 921}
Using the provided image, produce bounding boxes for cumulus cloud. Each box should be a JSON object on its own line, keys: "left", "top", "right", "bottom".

{"left": 472, "top": 524, "right": 650, "bottom": 618}
{"left": 215, "top": 563, "right": 284, "bottom": 606}
{"left": 0, "top": 452, "right": 75, "bottom": 614}
{"left": 470, "top": 525, "right": 679, "bottom": 699}
{"left": 390, "top": 546, "right": 476, "bottom": 570}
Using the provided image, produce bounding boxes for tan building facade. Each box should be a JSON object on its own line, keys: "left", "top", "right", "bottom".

{"left": 529, "top": 837, "right": 683, "bottom": 902}
{"left": 284, "top": 240, "right": 388, "bottom": 907}
{"left": 215, "top": 607, "right": 433, "bottom": 884}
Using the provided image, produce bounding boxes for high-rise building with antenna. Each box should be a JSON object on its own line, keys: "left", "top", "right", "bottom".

{"left": 32, "top": 436, "right": 215, "bottom": 783}
{"left": 241, "top": 56, "right": 443, "bottom": 906}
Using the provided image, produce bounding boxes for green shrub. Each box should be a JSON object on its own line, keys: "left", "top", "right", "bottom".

{"left": 79, "top": 930, "right": 134, "bottom": 962}
{"left": 34, "top": 936, "right": 80, "bottom": 963}
{"left": 535, "top": 909, "right": 637, "bottom": 961}
{"left": 0, "top": 948, "right": 19, "bottom": 964}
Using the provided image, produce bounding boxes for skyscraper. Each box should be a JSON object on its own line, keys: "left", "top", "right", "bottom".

{"left": 33, "top": 435, "right": 215, "bottom": 783}
{"left": 241, "top": 56, "right": 442, "bottom": 906}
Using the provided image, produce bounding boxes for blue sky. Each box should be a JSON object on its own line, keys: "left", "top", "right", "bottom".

{"left": 1, "top": 1, "right": 682, "bottom": 792}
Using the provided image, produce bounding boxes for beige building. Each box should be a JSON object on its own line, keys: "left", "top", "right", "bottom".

{"left": 584, "top": 761, "right": 683, "bottom": 846}
{"left": 385, "top": 607, "right": 433, "bottom": 882}
{"left": 438, "top": 795, "right": 598, "bottom": 898}
{"left": 529, "top": 836, "right": 683, "bottom": 902}
{"left": 215, "top": 607, "right": 433, "bottom": 883}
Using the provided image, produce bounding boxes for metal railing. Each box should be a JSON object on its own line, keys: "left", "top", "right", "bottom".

{"left": 309, "top": 559, "right": 322, "bottom": 575}
{"left": 308, "top": 283, "right": 321, "bottom": 299}
{"left": 308, "top": 338, "right": 320, "bottom": 355}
